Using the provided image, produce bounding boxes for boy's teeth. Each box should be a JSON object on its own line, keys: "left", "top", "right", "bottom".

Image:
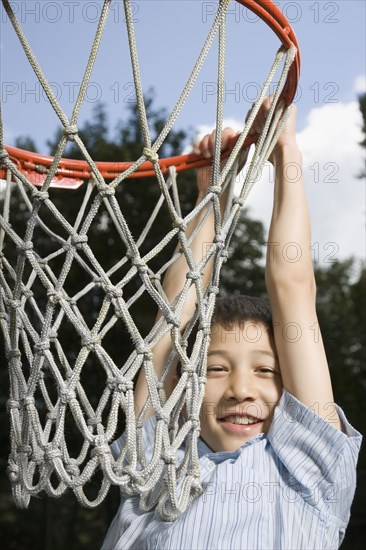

{"left": 224, "top": 416, "right": 258, "bottom": 425}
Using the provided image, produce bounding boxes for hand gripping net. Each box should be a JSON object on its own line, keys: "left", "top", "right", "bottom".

{"left": 0, "top": 0, "right": 298, "bottom": 520}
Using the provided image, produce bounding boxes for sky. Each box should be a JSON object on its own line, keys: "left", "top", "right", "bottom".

{"left": 1, "top": 0, "right": 365, "bottom": 266}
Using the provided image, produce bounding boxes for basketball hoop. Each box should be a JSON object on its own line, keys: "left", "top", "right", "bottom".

{"left": 0, "top": 0, "right": 299, "bottom": 187}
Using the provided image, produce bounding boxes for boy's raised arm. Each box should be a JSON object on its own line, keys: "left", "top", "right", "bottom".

{"left": 261, "top": 100, "right": 341, "bottom": 430}
{"left": 134, "top": 129, "right": 235, "bottom": 415}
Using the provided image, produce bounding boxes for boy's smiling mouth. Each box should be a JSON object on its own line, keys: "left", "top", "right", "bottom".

{"left": 220, "top": 415, "right": 259, "bottom": 425}
{"left": 217, "top": 413, "right": 265, "bottom": 433}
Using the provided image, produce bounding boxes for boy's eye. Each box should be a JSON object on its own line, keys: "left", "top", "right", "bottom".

{"left": 207, "top": 366, "right": 226, "bottom": 374}
{"left": 256, "top": 367, "right": 276, "bottom": 374}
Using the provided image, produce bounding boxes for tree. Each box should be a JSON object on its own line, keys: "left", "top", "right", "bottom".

{"left": 359, "top": 92, "right": 366, "bottom": 150}
{"left": 358, "top": 92, "right": 366, "bottom": 178}
{"left": 14, "top": 136, "right": 37, "bottom": 152}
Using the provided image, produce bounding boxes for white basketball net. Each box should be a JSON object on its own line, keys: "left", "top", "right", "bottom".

{"left": 0, "top": 0, "right": 296, "bottom": 520}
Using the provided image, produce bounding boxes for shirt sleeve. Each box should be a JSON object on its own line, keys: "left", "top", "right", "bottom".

{"left": 266, "top": 389, "right": 362, "bottom": 523}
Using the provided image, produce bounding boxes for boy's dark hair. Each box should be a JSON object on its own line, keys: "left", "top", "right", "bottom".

{"left": 177, "top": 295, "right": 273, "bottom": 377}
{"left": 211, "top": 294, "right": 272, "bottom": 332}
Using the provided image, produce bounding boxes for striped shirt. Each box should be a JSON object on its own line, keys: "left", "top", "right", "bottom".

{"left": 102, "top": 389, "right": 362, "bottom": 550}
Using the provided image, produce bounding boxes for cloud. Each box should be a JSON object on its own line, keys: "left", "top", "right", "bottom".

{"left": 183, "top": 119, "right": 244, "bottom": 154}
{"left": 248, "top": 100, "right": 365, "bottom": 266}
{"left": 191, "top": 97, "right": 365, "bottom": 266}
{"left": 354, "top": 74, "right": 366, "bottom": 95}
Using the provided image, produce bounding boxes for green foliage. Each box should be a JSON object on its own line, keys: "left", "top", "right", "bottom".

{"left": 359, "top": 92, "right": 366, "bottom": 150}
{"left": 358, "top": 93, "right": 366, "bottom": 179}
{"left": 14, "top": 136, "right": 37, "bottom": 152}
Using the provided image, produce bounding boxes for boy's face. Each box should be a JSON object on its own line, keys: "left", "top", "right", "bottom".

{"left": 199, "top": 322, "right": 282, "bottom": 452}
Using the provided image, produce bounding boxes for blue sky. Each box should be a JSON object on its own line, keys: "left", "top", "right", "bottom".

{"left": 1, "top": 0, "right": 365, "bottom": 262}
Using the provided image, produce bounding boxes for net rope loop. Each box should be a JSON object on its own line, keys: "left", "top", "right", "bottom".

{"left": 0, "top": 0, "right": 299, "bottom": 519}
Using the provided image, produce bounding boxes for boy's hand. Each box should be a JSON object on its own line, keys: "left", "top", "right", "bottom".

{"left": 193, "top": 128, "right": 239, "bottom": 197}
{"left": 247, "top": 96, "right": 299, "bottom": 163}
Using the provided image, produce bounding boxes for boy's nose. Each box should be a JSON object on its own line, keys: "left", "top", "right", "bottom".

{"left": 223, "top": 372, "right": 258, "bottom": 403}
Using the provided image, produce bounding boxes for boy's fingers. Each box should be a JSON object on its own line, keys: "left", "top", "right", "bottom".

{"left": 193, "top": 133, "right": 210, "bottom": 157}
{"left": 208, "top": 131, "right": 217, "bottom": 155}
{"left": 202, "top": 134, "right": 213, "bottom": 158}
{"left": 193, "top": 127, "right": 238, "bottom": 158}
{"left": 245, "top": 95, "right": 277, "bottom": 135}
{"left": 220, "top": 127, "right": 237, "bottom": 149}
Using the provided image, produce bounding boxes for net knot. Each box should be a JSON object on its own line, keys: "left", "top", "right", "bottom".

{"left": 162, "top": 451, "right": 176, "bottom": 465}
{"left": 65, "top": 459, "right": 80, "bottom": 478}
{"left": 189, "top": 417, "right": 200, "bottom": 430}
{"left": 220, "top": 250, "right": 229, "bottom": 262}
{"left": 186, "top": 270, "right": 201, "bottom": 282}
{"left": 81, "top": 335, "right": 100, "bottom": 350}
{"left": 8, "top": 298, "right": 21, "bottom": 312}
{"left": 208, "top": 185, "right": 221, "bottom": 196}
{"left": 87, "top": 415, "right": 103, "bottom": 428}
{"left": 91, "top": 443, "right": 111, "bottom": 459}
{"left": 37, "top": 371, "right": 45, "bottom": 381}
{"left": 32, "top": 190, "right": 49, "bottom": 202}
{"left": 98, "top": 185, "right": 115, "bottom": 197}
{"left": 45, "top": 445, "right": 62, "bottom": 462}
{"left": 22, "top": 289, "right": 33, "bottom": 299}
{"left": 6, "top": 399, "right": 20, "bottom": 412}
{"left": 173, "top": 218, "right": 187, "bottom": 232}
{"left": 104, "top": 284, "right": 123, "bottom": 300}
{"left": 150, "top": 273, "right": 161, "bottom": 284}
{"left": 107, "top": 376, "right": 134, "bottom": 392}
{"left": 63, "top": 125, "right": 78, "bottom": 141}
{"left": 199, "top": 322, "right": 211, "bottom": 337}
{"left": 17, "top": 241, "right": 33, "bottom": 255}
{"left": 136, "top": 344, "right": 152, "bottom": 360}
{"left": 6, "top": 349, "right": 21, "bottom": 360}
{"left": 132, "top": 257, "right": 148, "bottom": 274}
{"left": 214, "top": 232, "right": 225, "bottom": 249}
{"left": 156, "top": 411, "right": 170, "bottom": 424}
{"left": 34, "top": 339, "right": 50, "bottom": 354}
{"left": 21, "top": 396, "right": 35, "bottom": 408}
{"left": 71, "top": 234, "right": 88, "bottom": 249}
{"left": 208, "top": 285, "right": 220, "bottom": 295}
{"left": 49, "top": 329, "right": 58, "bottom": 341}
{"left": 60, "top": 387, "right": 77, "bottom": 404}
{"left": 143, "top": 147, "right": 159, "bottom": 163}
{"left": 17, "top": 444, "right": 32, "bottom": 456}
{"left": 232, "top": 196, "right": 245, "bottom": 207}
{"left": 182, "top": 367, "right": 195, "bottom": 378}
{"left": 191, "top": 476, "right": 203, "bottom": 490}
{"left": 0, "top": 150, "right": 9, "bottom": 162}
{"left": 165, "top": 312, "right": 179, "bottom": 328}
{"left": 7, "top": 458, "right": 19, "bottom": 482}
{"left": 47, "top": 289, "right": 63, "bottom": 304}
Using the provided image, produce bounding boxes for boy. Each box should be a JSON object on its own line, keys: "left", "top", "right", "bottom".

{"left": 102, "top": 100, "right": 361, "bottom": 549}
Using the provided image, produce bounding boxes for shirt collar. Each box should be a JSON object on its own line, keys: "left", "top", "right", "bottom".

{"left": 198, "top": 433, "right": 266, "bottom": 463}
